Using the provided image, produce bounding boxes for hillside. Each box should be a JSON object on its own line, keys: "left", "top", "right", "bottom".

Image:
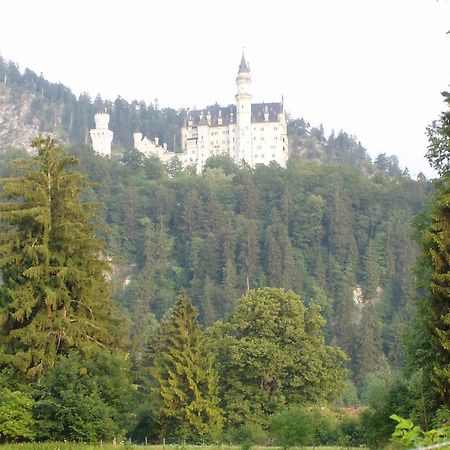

{"left": 0, "top": 55, "right": 431, "bottom": 384}
{"left": 0, "top": 144, "right": 428, "bottom": 384}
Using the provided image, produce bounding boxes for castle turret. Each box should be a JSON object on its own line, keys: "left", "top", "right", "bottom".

{"left": 90, "top": 113, "right": 113, "bottom": 157}
{"left": 235, "top": 52, "right": 253, "bottom": 165}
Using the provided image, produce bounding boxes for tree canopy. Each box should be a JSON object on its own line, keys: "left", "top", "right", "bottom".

{"left": 0, "top": 136, "right": 119, "bottom": 378}
{"left": 210, "top": 288, "right": 347, "bottom": 427}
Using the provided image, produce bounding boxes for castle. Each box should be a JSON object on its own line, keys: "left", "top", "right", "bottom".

{"left": 90, "top": 54, "right": 289, "bottom": 173}
{"left": 89, "top": 112, "right": 113, "bottom": 157}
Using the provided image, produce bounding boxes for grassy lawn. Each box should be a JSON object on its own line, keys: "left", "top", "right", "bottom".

{"left": 0, "top": 445, "right": 364, "bottom": 450}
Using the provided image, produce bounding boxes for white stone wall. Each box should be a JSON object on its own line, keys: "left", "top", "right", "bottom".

{"left": 90, "top": 113, "right": 113, "bottom": 157}
{"left": 251, "top": 116, "right": 288, "bottom": 167}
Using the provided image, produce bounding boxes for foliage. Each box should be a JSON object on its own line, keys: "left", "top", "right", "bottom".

{"left": 270, "top": 405, "right": 316, "bottom": 448}
{"left": 211, "top": 288, "right": 347, "bottom": 427}
{"left": 409, "top": 92, "right": 450, "bottom": 414}
{"left": 225, "top": 423, "right": 267, "bottom": 450}
{"left": 426, "top": 92, "right": 450, "bottom": 176}
{"left": 46, "top": 142, "right": 427, "bottom": 384}
{"left": 0, "top": 387, "right": 35, "bottom": 442}
{"left": 390, "top": 414, "right": 450, "bottom": 448}
{"left": 358, "top": 368, "right": 429, "bottom": 448}
{"left": 33, "top": 351, "right": 135, "bottom": 443}
{"left": 151, "top": 293, "right": 223, "bottom": 442}
{"left": 0, "top": 137, "right": 121, "bottom": 378}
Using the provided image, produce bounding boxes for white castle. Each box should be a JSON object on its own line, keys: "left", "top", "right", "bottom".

{"left": 90, "top": 54, "right": 289, "bottom": 172}
{"left": 135, "top": 54, "right": 288, "bottom": 173}
{"left": 90, "top": 112, "right": 113, "bottom": 157}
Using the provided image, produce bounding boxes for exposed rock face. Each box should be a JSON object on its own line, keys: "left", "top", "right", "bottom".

{"left": 0, "top": 83, "right": 41, "bottom": 150}
{"left": 0, "top": 83, "right": 62, "bottom": 151}
{"left": 352, "top": 285, "right": 383, "bottom": 323}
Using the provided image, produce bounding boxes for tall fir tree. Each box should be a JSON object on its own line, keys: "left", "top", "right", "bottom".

{"left": 152, "top": 292, "right": 223, "bottom": 441}
{"left": 0, "top": 136, "right": 118, "bottom": 378}
{"left": 410, "top": 92, "right": 450, "bottom": 408}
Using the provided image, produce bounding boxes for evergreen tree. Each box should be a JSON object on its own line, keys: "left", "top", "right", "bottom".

{"left": 152, "top": 292, "right": 223, "bottom": 441}
{"left": 409, "top": 92, "right": 450, "bottom": 409}
{"left": 355, "top": 305, "right": 384, "bottom": 382}
{"left": 0, "top": 136, "right": 118, "bottom": 378}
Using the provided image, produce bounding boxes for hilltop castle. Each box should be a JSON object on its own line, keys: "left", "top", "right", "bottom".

{"left": 91, "top": 54, "right": 289, "bottom": 173}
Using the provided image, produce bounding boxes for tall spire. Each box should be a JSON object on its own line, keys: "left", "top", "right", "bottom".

{"left": 238, "top": 52, "right": 250, "bottom": 73}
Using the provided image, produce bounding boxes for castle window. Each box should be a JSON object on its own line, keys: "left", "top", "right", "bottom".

{"left": 274, "top": 136, "right": 278, "bottom": 140}
{"left": 274, "top": 126, "right": 278, "bottom": 131}
{"left": 261, "top": 137, "right": 264, "bottom": 141}
{"left": 260, "top": 127, "right": 264, "bottom": 131}
{"left": 272, "top": 154, "right": 276, "bottom": 158}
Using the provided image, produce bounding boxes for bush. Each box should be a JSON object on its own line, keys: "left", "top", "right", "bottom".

{"left": 33, "top": 351, "right": 135, "bottom": 443}
{"left": 270, "top": 406, "right": 315, "bottom": 448}
{"left": 226, "top": 423, "right": 267, "bottom": 450}
{"left": 339, "top": 413, "right": 364, "bottom": 447}
{"left": 0, "top": 387, "right": 35, "bottom": 442}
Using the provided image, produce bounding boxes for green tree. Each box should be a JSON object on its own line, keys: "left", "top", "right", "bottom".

{"left": 211, "top": 288, "right": 347, "bottom": 427}
{"left": 410, "top": 93, "right": 450, "bottom": 409}
{"left": 152, "top": 293, "right": 223, "bottom": 441}
{"left": 270, "top": 405, "right": 315, "bottom": 448}
{"left": 355, "top": 306, "right": 384, "bottom": 382}
{"left": 0, "top": 136, "right": 119, "bottom": 378}
{"left": 33, "top": 350, "right": 135, "bottom": 442}
{"left": 0, "top": 387, "right": 35, "bottom": 442}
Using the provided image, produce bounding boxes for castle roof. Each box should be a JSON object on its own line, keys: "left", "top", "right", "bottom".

{"left": 238, "top": 53, "right": 250, "bottom": 73}
{"left": 185, "top": 102, "right": 283, "bottom": 128}
{"left": 251, "top": 102, "right": 283, "bottom": 123}
{"left": 186, "top": 105, "right": 237, "bottom": 127}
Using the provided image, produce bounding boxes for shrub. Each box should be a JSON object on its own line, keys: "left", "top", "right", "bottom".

{"left": 226, "top": 423, "right": 267, "bottom": 450}
{"left": 0, "top": 387, "right": 35, "bottom": 442}
{"left": 270, "top": 405, "right": 315, "bottom": 448}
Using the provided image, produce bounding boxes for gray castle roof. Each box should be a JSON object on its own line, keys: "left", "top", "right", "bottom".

{"left": 239, "top": 53, "right": 250, "bottom": 73}
{"left": 185, "top": 102, "right": 283, "bottom": 128}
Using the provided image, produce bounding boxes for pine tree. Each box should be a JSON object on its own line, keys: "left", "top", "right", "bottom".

{"left": 152, "top": 292, "right": 223, "bottom": 441}
{"left": 355, "top": 305, "right": 384, "bottom": 382}
{"left": 0, "top": 136, "right": 117, "bottom": 378}
{"left": 410, "top": 92, "right": 450, "bottom": 408}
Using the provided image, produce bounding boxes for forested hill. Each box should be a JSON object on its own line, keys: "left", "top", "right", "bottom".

{"left": 0, "top": 55, "right": 431, "bottom": 385}
{"left": 0, "top": 144, "right": 429, "bottom": 384}
{"left": 0, "top": 55, "right": 415, "bottom": 177}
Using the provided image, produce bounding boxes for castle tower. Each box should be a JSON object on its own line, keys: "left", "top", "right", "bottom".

{"left": 90, "top": 112, "right": 113, "bottom": 157}
{"left": 235, "top": 52, "right": 253, "bottom": 165}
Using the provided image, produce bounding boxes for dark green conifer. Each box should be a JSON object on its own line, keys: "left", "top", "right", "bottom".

{"left": 152, "top": 292, "right": 223, "bottom": 441}
{"left": 0, "top": 136, "right": 116, "bottom": 377}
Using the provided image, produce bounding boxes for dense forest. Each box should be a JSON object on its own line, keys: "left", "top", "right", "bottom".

{"left": 0, "top": 56, "right": 448, "bottom": 448}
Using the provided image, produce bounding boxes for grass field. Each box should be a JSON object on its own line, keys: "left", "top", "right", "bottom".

{"left": 0, "top": 444, "right": 365, "bottom": 450}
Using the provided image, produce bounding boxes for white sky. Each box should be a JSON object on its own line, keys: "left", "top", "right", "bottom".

{"left": 1, "top": 0, "right": 449, "bottom": 178}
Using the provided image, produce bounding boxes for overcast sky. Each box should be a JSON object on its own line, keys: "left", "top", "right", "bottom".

{"left": 1, "top": 0, "right": 449, "bottom": 177}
